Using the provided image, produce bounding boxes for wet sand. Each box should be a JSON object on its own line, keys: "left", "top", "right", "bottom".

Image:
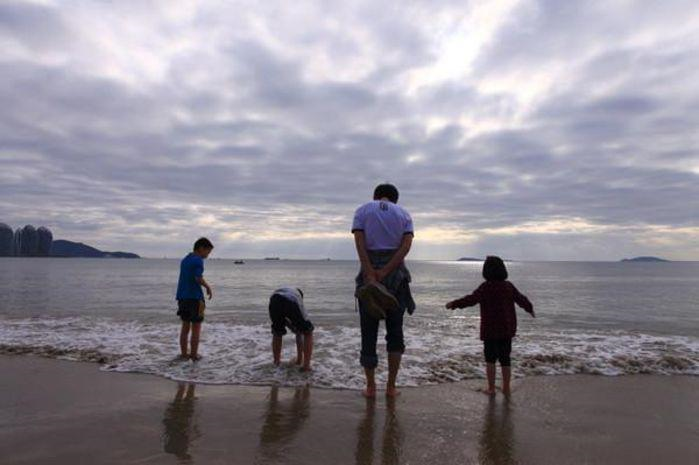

{"left": 0, "top": 355, "right": 697, "bottom": 464}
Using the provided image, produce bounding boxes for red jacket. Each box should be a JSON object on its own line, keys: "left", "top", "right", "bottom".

{"left": 450, "top": 281, "right": 533, "bottom": 340}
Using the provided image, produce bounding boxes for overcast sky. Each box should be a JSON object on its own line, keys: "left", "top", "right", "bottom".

{"left": 1, "top": 0, "right": 698, "bottom": 260}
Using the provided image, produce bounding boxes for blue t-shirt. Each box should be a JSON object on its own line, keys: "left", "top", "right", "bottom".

{"left": 176, "top": 253, "right": 204, "bottom": 300}
{"left": 351, "top": 200, "right": 414, "bottom": 251}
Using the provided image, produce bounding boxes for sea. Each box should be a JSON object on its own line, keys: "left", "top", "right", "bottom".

{"left": 0, "top": 258, "right": 697, "bottom": 389}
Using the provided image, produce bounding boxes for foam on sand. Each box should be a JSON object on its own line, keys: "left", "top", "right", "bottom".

{"left": 0, "top": 317, "right": 697, "bottom": 389}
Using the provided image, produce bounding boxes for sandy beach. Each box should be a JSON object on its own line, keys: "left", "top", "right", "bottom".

{"left": 0, "top": 355, "right": 697, "bottom": 464}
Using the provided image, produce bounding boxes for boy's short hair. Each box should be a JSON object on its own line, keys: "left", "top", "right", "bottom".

{"left": 193, "top": 237, "right": 214, "bottom": 251}
{"left": 483, "top": 256, "right": 508, "bottom": 281}
{"left": 373, "top": 183, "right": 399, "bottom": 203}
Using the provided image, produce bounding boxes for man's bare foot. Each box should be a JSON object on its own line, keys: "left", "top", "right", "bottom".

{"left": 190, "top": 354, "right": 202, "bottom": 362}
{"left": 386, "top": 386, "right": 401, "bottom": 398}
{"left": 362, "top": 386, "right": 377, "bottom": 398}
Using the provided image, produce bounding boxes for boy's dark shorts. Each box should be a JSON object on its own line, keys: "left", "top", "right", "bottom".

{"left": 484, "top": 338, "right": 512, "bottom": 366}
{"left": 177, "top": 299, "right": 205, "bottom": 323}
{"left": 269, "top": 294, "right": 313, "bottom": 336}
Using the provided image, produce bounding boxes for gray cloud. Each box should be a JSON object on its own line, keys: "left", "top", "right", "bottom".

{"left": 1, "top": 0, "right": 698, "bottom": 259}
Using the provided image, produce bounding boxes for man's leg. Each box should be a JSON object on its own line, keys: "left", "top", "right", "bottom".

{"left": 386, "top": 353, "right": 402, "bottom": 397}
{"left": 179, "top": 322, "right": 191, "bottom": 357}
{"left": 302, "top": 332, "right": 313, "bottom": 372}
{"left": 385, "top": 309, "right": 405, "bottom": 397}
{"left": 359, "top": 307, "right": 380, "bottom": 398}
{"left": 190, "top": 322, "right": 202, "bottom": 360}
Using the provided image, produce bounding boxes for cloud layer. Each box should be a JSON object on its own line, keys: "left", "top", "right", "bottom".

{"left": 1, "top": 0, "right": 698, "bottom": 259}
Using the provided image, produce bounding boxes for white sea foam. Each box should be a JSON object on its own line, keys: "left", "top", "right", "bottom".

{"left": 1, "top": 317, "right": 697, "bottom": 389}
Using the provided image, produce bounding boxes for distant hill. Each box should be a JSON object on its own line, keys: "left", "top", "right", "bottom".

{"left": 620, "top": 256, "right": 669, "bottom": 263}
{"left": 457, "top": 257, "right": 482, "bottom": 262}
{"left": 51, "top": 240, "right": 140, "bottom": 259}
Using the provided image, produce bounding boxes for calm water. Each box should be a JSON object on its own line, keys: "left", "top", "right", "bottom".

{"left": 1, "top": 258, "right": 697, "bottom": 388}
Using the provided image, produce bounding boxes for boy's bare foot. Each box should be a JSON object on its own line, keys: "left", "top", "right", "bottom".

{"left": 386, "top": 386, "right": 401, "bottom": 398}
{"left": 362, "top": 386, "right": 377, "bottom": 398}
{"left": 190, "top": 354, "right": 202, "bottom": 362}
{"left": 478, "top": 387, "right": 497, "bottom": 396}
{"left": 300, "top": 365, "right": 312, "bottom": 372}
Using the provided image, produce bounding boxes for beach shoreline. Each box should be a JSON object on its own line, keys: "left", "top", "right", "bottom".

{"left": 1, "top": 355, "right": 697, "bottom": 464}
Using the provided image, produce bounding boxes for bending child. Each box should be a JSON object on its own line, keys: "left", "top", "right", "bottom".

{"left": 268, "top": 287, "right": 314, "bottom": 372}
{"left": 175, "top": 237, "right": 214, "bottom": 361}
{"left": 446, "top": 256, "right": 534, "bottom": 395}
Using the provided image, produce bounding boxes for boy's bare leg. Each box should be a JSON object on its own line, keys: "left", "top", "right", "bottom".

{"left": 295, "top": 333, "right": 304, "bottom": 366}
{"left": 179, "top": 322, "right": 191, "bottom": 357}
{"left": 386, "top": 352, "right": 402, "bottom": 397}
{"left": 272, "top": 335, "right": 283, "bottom": 366}
{"left": 301, "top": 332, "right": 313, "bottom": 371}
{"left": 190, "top": 322, "right": 202, "bottom": 360}
{"left": 484, "top": 363, "right": 497, "bottom": 395}
{"left": 501, "top": 365, "right": 512, "bottom": 395}
{"left": 363, "top": 368, "right": 376, "bottom": 398}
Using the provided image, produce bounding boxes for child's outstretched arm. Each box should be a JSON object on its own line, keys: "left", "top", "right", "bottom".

{"left": 445, "top": 285, "right": 483, "bottom": 310}
{"left": 512, "top": 284, "right": 535, "bottom": 317}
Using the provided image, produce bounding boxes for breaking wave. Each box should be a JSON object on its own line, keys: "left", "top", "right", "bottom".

{"left": 1, "top": 317, "right": 697, "bottom": 389}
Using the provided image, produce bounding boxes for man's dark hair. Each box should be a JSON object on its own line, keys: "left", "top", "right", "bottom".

{"left": 482, "top": 256, "right": 508, "bottom": 281}
{"left": 373, "top": 183, "right": 399, "bottom": 203}
{"left": 193, "top": 237, "right": 214, "bottom": 251}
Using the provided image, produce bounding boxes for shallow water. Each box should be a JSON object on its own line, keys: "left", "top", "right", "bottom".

{"left": 0, "top": 258, "right": 697, "bottom": 388}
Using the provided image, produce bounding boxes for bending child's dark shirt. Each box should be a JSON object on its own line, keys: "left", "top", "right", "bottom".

{"left": 451, "top": 281, "right": 533, "bottom": 340}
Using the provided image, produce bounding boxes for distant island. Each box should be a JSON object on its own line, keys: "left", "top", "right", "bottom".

{"left": 0, "top": 223, "right": 139, "bottom": 258}
{"left": 457, "top": 257, "right": 482, "bottom": 262}
{"left": 620, "top": 256, "right": 670, "bottom": 262}
{"left": 51, "top": 240, "right": 140, "bottom": 259}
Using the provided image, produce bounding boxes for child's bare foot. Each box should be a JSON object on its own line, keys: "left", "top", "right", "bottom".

{"left": 190, "top": 354, "right": 202, "bottom": 362}
{"left": 300, "top": 365, "right": 312, "bottom": 372}
{"left": 176, "top": 353, "right": 189, "bottom": 360}
{"left": 385, "top": 386, "right": 401, "bottom": 398}
{"left": 362, "top": 386, "right": 377, "bottom": 398}
{"left": 479, "top": 386, "right": 496, "bottom": 396}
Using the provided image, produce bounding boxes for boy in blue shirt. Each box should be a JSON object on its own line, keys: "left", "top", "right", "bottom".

{"left": 176, "top": 237, "right": 214, "bottom": 361}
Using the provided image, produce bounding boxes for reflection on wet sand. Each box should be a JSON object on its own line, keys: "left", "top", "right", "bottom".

{"left": 355, "top": 397, "right": 403, "bottom": 465}
{"left": 256, "top": 385, "right": 311, "bottom": 463}
{"left": 478, "top": 397, "right": 515, "bottom": 465}
{"left": 162, "top": 383, "right": 200, "bottom": 463}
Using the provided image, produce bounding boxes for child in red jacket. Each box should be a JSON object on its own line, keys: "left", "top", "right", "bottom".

{"left": 446, "top": 256, "right": 535, "bottom": 395}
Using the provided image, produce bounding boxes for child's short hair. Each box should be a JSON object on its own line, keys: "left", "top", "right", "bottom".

{"left": 193, "top": 237, "right": 214, "bottom": 251}
{"left": 483, "top": 256, "right": 508, "bottom": 281}
{"left": 373, "top": 183, "right": 399, "bottom": 203}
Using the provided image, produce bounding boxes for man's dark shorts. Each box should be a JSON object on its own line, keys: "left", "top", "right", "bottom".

{"left": 483, "top": 338, "right": 512, "bottom": 366}
{"left": 268, "top": 294, "right": 314, "bottom": 336}
{"left": 177, "top": 299, "right": 205, "bottom": 323}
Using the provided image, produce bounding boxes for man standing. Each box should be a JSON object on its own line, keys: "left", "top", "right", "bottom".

{"left": 352, "top": 184, "right": 415, "bottom": 398}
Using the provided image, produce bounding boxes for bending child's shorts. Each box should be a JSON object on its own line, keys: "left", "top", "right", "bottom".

{"left": 268, "top": 293, "right": 313, "bottom": 336}
{"left": 483, "top": 338, "right": 512, "bottom": 366}
{"left": 177, "top": 299, "right": 205, "bottom": 323}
